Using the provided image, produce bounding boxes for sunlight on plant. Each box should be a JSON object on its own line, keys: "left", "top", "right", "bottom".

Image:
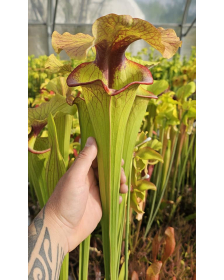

{"left": 28, "top": 13, "right": 196, "bottom": 280}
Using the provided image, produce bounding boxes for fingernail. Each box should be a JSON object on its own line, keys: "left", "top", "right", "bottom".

{"left": 85, "top": 137, "right": 95, "bottom": 147}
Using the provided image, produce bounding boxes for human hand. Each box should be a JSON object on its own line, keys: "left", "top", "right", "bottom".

{"left": 45, "top": 137, "right": 128, "bottom": 253}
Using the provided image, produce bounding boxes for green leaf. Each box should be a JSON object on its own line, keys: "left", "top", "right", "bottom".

{"left": 185, "top": 213, "right": 196, "bottom": 221}
{"left": 46, "top": 113, "right": 66, "bottom": 196}
{"left": 134, "top": 158, "right": 147, "bottom": 172}
{"left": 136, "top": 180, "right": 157, "bottom": 191}
{"left": 175, "top": 82, "right": 196, "bottom": 101}
{"left": 160, "top": 140, "right": 171, "bottom": 191}
{"left": 125, "top": 55, "right": 159, "bottom": 69}
{"left": 183, "top": 99, "right": 196, "bottom": 117}
{"left": 45, "top": 54, "right": 72, "bottom": 74}
{"left": 54, "top": 115, "right": 73, "bottom": 168}
{"left": 28, "top": 94, "right": 76, "bottom": 135}
{"left": 145, "top": 139, "right": 162, "bottom": 151}
{"left": 122, "top": 86, "right": 157, "bottom": 179}
{"left": 130, "top": 192, "right": 144, "bottom": 214}
{"left": 46, "top": 77, "right": 73, "bottom": 97}
{"left": 28, "top": 137, "right": 50, "bottom": 207}
{"left": 134, "top": 189, "right": 145, "bottom": 201}
{"left": 79, "top": 235, "right": 91, "bottom": 280}
{"left": 116, "top": 87, "right": 156, "bottom": 270}
{"left": 59, "top": 254, "right": 69, "bottom": 280}
{"left": 118, "top": 251, "right": 131, "bottom": 280}
{"left": 118, "top": 260, "right": 125, "bottom": 280}
{"left": 156, "top": 96, "right": 180, "bottom": 127}
{"left": 141, "top": 80, "right": 169, "bottom": 96}
{"left": 81, "top": 82, "right": 138, "bottom": 279}
{"left": 135, "top": 147, "right": 163, "bottom": 162}
{"left": 31, "top": 91, "right": 55, "bottom": 107}
{"left": 135, "top": 131, "right": 148, "bottom": 147}
{"left": 72, "top": 97, "right": 95, "bottom": 280}
{"left": 73, "top": 97, "right": 95, "bottom": 149}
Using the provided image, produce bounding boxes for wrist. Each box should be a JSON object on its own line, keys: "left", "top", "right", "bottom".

{"left": 44, "top": 205, "right": 69, "bottom": 254}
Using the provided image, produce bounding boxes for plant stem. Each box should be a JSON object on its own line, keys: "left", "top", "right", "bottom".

{"left": 145, "top": 130, "right": 179, "bottom": 236}
{"left": 190, "top": 133, "right": 196, "bottom": 202}
{"left": 177, "top": 133, "right": 195, "bottom": 197}
{"left": 190, "top": 136, "right": 194, "bottom": 187}
{"left": 125, "top": 161, "right": 132, "bottom": 280}
{"left": 132, "top": 219, "right": 142, "bottom": 253}
{"left": 117, "top": 194, "right": 126, "bottom": 275}
{"left": 144, "top": 112, "right": 187, "bottom": 235}
{"left": 181, "top": 134, "right": 189, "bottom": 199}
{"left": 169, "top": 124, "right": 185, "bottom": 201}
{"left": 144, "top": 125, "right": 165, "bottom": 238}
{"left": 160, "top": 139, "right": 171, "bottom": 199}
{"left": 156, "top": 126, "right": 166, "bottom": 191}
{"left": 147, "top": 104, "right": 156, "bottom": 137}
{"left": 55, "top": 114, "right": 73, "bottom": 169}
{"left": 170, "top": 165, "right": 178, "bottom": 202}
{"left": 59, "top": 253, "right": 69, "bottom": 280}
{"left": 78, "top": 236, "right": 91, "bottom": 280}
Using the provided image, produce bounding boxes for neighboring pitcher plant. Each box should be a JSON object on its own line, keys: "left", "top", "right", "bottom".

{"left": 51, "top": 14, "right": 181, "bottom": 279}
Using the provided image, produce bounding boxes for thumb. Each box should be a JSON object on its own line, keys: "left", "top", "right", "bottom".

{"left": 71, "top": 137, "right": 97, "bottom": 178}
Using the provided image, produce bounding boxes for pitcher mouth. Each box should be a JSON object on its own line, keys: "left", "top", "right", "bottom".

{"left": 67, "top": 59, "right": 154, "bottom": 96}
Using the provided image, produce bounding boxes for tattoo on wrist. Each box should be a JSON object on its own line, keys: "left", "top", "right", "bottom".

{"left": 28, "top": 207, "right": 65, "bottom": 280}
{"left": 55, "top": 244, "right": 65, "bottom": 279}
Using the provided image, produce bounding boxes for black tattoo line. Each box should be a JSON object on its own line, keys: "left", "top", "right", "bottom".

{"left": 54, "top": 244, "right": 65, "bottom": 280}
{"left": 28, "top": 207, "right": 45, "bottom": 262}
{"left": 28, "top": 227, "right": 53, "bottom": 279}
{"left": 28, "top": 207, "right": 65, "bottom": 280}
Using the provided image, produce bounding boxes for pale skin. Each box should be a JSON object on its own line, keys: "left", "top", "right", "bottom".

{"left": 28, "top": 137, "right": 128, "bottom": 279}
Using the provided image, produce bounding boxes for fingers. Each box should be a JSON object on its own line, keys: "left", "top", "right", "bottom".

{"left": 119, "top": 196, "right": 123, "bottom": 204}
{"left": 120, "top": 167, "right": 126, "bottom": 184}
{"left": 69, "top": 137, "right": 97, "bottom": 178}
{"left": 92, "top": 158, "right": 127, "bottom": 188}
{"left": 120, "top": 183, "right": 128, "bottom": 194}
{"left": 120, "top": 161, "right": 128, "bottom": 195}
{"left": 73, "top": 144, "right": 128, "bottom": 199}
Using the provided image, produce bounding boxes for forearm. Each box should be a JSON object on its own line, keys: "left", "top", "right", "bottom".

{"left": 28, "top": 206, "right": 68, "bottom": 279}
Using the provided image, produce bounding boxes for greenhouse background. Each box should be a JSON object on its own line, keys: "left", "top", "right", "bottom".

{"left": 28, "top": 1, "right": 197, "bottom": 279}
{"left": 28, "top": 0, "right": 196, "bottom": 59}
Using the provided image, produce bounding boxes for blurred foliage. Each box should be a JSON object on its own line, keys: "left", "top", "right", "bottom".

{"left": 28, "top": 46, "right": 196, "bottom": 279}
{"left": 28, "top": 49, "right": 96, "bottom": 99}
{"left": 126, "top": 46, "right": 196, "bottom": 91}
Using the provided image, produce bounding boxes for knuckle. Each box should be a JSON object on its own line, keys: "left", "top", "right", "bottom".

{"left": 77, "top": 150, "right": 88, "bottom": 160}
